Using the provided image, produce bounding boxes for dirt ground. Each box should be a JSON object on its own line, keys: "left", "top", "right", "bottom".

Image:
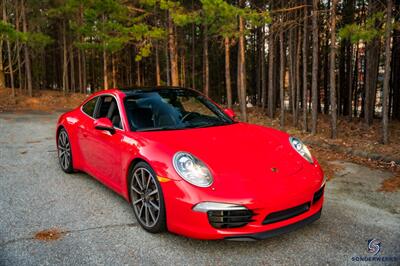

{"left": 1, "top": 87, "right": 399, "bottom": 191}
{"left": 0, "top": 88, "right": 87, "bottom": 113}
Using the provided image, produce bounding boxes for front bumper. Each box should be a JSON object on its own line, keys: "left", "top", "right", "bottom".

{"left": 225, "top": 208, "right": 322, "bottom": 241}
{"left": 161, "top": 178, "right": 325, "bottom": 240}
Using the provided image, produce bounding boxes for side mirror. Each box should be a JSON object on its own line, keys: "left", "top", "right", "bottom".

{"left": 94, "top": 118, "right": 115, "bottom": 134}
{"left": 224, "top": 108, "right": 236, "bottom": 119}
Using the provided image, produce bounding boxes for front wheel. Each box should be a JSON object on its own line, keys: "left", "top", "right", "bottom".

{"left": 129, "top": 162, "right": 166, "bottom": 233}
{"left": 57, "top": 128, "right": 74, "bottom": 173}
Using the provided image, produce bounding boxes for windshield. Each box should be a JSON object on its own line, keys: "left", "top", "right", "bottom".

{"left": 123, "top": 89, "right": 234, "bottom": 131}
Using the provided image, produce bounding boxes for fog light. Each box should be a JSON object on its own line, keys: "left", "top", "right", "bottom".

{"left": 192, "top": 202, "right": 247, "bottom": 212}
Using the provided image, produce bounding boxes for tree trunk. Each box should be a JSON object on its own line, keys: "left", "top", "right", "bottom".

{"left": 15, "top": 0, "right": 23, "bottom": 91}
{"left": 165, "top": 40, "right": 170, "bottom": 86}
{"left": 345, "top": 0, "right": 355, "bottom": 117}
{"left": 288, "top": 28, "right": 296, "bottom": 123}
{"left": 21, "top": 0, "right": 32, "bottom": 97}
{"left": 62, "top": 20, "right": 69, "bottom": 94}
{"left": 267, "top": 29, "right": 274, "bottom": 117}
{"left": 82, "top": 51, "right": 87, "bottom": 91}
{"left": 191, "top": 22, "right": 196, "bottom": 90}
{"left": 78, "top": 50, "right": 83, "bottom": 93}
{"left": 3, "top": 3, "right": 15, "bottom": 97}
{"left": 0, "top": 37, "right": 4, "bottom": 90}
{"left": 330, "top": 0, "right": 338, "bottom": 139}
{"left": 382, "top": 0, "right": 393, "bottom": 144}
{"left": 322, "top": 0, "right": 330, "bottom": 115}
{"left": 347, "top": 44, "right": 353, "bottom": 119}
{"left": 168, "top": 12, "right": 179, "bottom": 86}
{"left": 70, "top": 46, "right": 75, "bottom": 92}
{"left": 352, "top": 45, "right": 359, "bottom": 117}
{"left": 338, "top": 0, "right": 354, "bottom": 116}
{"left": 302, "top": 2, "right": 309, "bottom": 132}
{"left": 261, "top": 28, "right": 266, "bottom": 110}
{"left": 180, "top": 49, "right": 186, "bottom": 87}
{"left": 136, "top": 60, "right": 140, "bottom": 86}
{"left": 203, "top": 24, "right": 209, "bottom": 96}
{"left": 311, "top": 0, "right": 319, "bottom": 135}
{"left": 78, "top": 4, "right": 84, "bottom": 93}
{"left": 255, "top": 27, "right": 261, "bottom": 106}
{"left": 391, "top": 0, "right": 400, "bottom": 120}
{"left": 155, "top": 43, "right": 161, "bottom": 86}
{"left": 237, "top": 8, "right": 247, "bottom": 122}
{"left": 103, "top": 48, "right": 108, "bottom": 90}
{"left": 279, "top": 30, "right": 285, "bottom": 129}
{"left": 364, "top": 0, "right": 381, "bottom": 126}
{"left": 295, "top": 26, "right": 301, "bottom": 126}
{"left": 224, "top": 37, "right": 232, "bottom": 108}
{"left": 112, "top": 53, "right": 117, "bottom": 88}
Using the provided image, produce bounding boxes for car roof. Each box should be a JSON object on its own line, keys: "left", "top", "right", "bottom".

{"left": 119, "top": 86, "right": 195, "bottom": 96}
{"left": 82, "top": 87, "right": 198, "bottom": 104}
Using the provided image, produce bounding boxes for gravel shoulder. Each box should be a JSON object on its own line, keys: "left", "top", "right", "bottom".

{"left": 0, "top": 112, "right": 399, "bottom": 265}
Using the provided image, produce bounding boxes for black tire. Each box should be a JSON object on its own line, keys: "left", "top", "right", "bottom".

{"left": 129, "top": 162, "right": 166, "bottom": 233}
{"left": 57, "top": 128, "right": 74, "bottom": 173}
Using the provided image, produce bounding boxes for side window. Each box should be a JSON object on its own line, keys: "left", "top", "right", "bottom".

{"left": 82, "top": 97, "right": 98, "bottom": 117}
{"left": 96, "top": 96, "right": 113, "bottom": 118}
{"left": 96, "top": 96, "right": 123, "bottom": 129}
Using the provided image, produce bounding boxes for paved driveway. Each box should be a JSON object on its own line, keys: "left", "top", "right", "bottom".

{"left": 0, "top": 112, "right": 399, "bottom": 265}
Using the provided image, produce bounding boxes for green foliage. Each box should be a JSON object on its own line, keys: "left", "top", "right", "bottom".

{"left": 47, "top": 0, "right": 81, "bottom": 18}
{"left": 201, "top": 0, "right": 239, "bottom": 38}
{"left": 0, "top": 20, "right": 52, "bottom": 48}
{"left": 201, "top": 0, "right": 270, "bottom": 40}
{"left": 26, "top": 32, "right": 53, "bottom": 49}
{"left": 73, "top": 0, "right": 165, "bottom": 60}
{"left": 140, "top": 0, "right": 200, "bottom": 26}
{"left": 10, "top": 0, "right": 269, "bottom": 63}
{"left": 139, "top": 0, "right": 269, "bottom": 41}
{"left": 0, "top": 21, "right": 27, "bottom": 42}
{"left": 339, "top": 12, "right": 384, "bottom": 43}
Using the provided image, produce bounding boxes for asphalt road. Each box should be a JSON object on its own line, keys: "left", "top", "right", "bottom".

{"left": 0, "top": 112, "right": 399, "bottom": 265}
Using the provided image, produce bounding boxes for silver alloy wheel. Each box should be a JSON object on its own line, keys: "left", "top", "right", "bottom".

{"left": 130, "top": 167, "right": 161, "bottom": 228}
{"left": 58, "top": 130, "right": 71, "bottom": 170}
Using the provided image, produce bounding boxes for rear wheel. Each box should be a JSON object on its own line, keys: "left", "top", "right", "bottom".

{"left": 57, "top": 128, "right": 74, "bottom": 173}
{"left": 129, "top": 162, "right": 166, "bottom": 233}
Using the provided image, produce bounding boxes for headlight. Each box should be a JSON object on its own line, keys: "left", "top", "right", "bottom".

{"left": 289, "top": 137, "right": 314, "bottom": 164}
{"left": 173, "top": 152, "right": 213, "bottom": 187}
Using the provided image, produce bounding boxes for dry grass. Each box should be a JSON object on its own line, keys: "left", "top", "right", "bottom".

{"left": 0, "top": 88, "right": 86, "bottom": 113}
{"left": 379, "top": 174, "right": 400, "bottom": 192}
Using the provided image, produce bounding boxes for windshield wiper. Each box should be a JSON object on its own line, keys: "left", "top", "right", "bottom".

{"left": 137, "top": 122, "right": 231, "bottom": 131}
{"left": 185, "top": 122, "right": 229, "bottom": 129}
{"left": 136, "top": 126, "right": 181, "bottom": 132}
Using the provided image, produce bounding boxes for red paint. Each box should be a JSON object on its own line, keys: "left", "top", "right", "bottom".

{"left": 57, "top": 88, "right": 325, "bottom": 240}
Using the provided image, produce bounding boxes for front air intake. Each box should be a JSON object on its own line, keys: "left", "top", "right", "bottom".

{"left": 262, "top": 202, "right": 310, "bottom": 225}
{"left": 313, "top": 185, "right": 325, "bottom": 203}
{"left": 207, "top": 209, "right": 254, "bottom": 229}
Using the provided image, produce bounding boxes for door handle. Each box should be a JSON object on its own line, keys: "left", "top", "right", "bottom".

{"left": 79, "top": 125, "right": 88, "bottom": 137}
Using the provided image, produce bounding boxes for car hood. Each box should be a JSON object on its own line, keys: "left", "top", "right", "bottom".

{"left": 135, "top": 122, "right": 306, "bottom": 176}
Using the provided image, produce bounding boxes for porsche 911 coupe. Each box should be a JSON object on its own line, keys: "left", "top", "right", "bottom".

{"left": 56, "top": 87, "right": 325, "bottom": 240}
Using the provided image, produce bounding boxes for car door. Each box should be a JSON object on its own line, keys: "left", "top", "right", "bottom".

{"left": 78, "top": 96, "right": 99, "bottom": 168}
{"left": 81, "top": 95, "right": 124, "bottom": 191}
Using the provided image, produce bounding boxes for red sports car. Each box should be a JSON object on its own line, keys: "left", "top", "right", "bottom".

{"left": 56, "top": 87, "right": 325, "bottom": 240}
